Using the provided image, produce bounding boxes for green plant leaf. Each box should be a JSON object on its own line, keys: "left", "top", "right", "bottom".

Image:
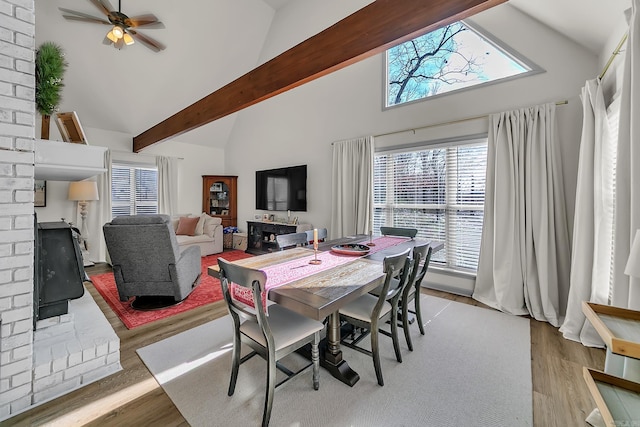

{"left": 35, "top": 42, "right": 67, "bottom": 115}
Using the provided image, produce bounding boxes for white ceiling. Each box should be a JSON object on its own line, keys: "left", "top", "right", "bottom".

{"left": 263, "top": 0, "right": 292, "bottom": 10}
{"left": 265, "top": 0, "right": 631, "bottom": 55}
{"left": 34, "top": 0, "right": 630, "bottom": 151}
{"left": 509, "top": 0, "right": 630, "bottom": 56}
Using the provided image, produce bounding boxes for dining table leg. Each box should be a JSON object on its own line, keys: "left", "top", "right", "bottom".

{"left": 320, "top": 311, "right": 360, "bottom": 386}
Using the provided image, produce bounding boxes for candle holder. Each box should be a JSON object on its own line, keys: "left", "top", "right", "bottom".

{"left": 367, "top": 230, "right": 376, "bottom": 246}
{"left": 309, "top": 242, "right": 322, "bottom": 265}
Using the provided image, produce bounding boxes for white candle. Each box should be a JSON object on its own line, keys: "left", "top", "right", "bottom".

{"left": 313, "top": 228, "right": 318, "bottom": 248}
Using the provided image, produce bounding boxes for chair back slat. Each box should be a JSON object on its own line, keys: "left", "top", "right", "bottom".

{"left": 380, "top": 226, "right": 418, "bottom": 239}
{"left": 373, "top": 249, "right": 411, "bottom": 313}
{"left": 305, "top": 228, "right": 328, "bottom": 243}
{"left": 276, "top": 232, "right": 309, "bottom": 250}
{"left": 413, "top": 244, "right": 433, "bottom": 286}
{"left": 218, "top": 258, "right": 273, "bottom": 340}
{"left": 402, "top": 243, "right": 432, "bottom": 301}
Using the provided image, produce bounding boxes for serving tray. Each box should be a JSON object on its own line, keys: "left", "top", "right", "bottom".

{"left": 582, "top": 301, "right": 640, "bottom": 359}
{"left": 330, "top": 243, "right": 370, "bottom": 256}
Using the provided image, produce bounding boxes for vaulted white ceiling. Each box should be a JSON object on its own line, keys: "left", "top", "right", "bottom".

{"left": 265, "top": 0, "right": 630, "bottom": 55}
{"left": 35, "top": 0, "right": 630, "bottom": 151}
{"left": 510, "top": 0, "right": 630, "bottom": 56}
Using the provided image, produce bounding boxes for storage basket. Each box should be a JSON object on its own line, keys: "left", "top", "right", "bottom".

{"left": 223, "top": 232, "right": 234, "bottom": 249}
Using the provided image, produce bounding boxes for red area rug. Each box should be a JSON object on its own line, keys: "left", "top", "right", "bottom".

{"left": 90, "top": 250, "right": 253, "bottom": 329}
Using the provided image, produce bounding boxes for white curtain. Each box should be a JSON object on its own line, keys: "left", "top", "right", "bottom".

{"left": 95, "top": 149, "right": 112, "bottom": 263}
{"left": 473, "top": 103, "right": 571, "bottom": 327}
{"left": 156, "top": 156, "right": 178, "bottom": 216}
{"left": 330, "top": 136, "right": 374, "bottom": 239}
{"left": 610, "top": 0, "right": 640, "bottom": 381}
{"left": 559, "top": 80, "right": 614, "bottom": 346}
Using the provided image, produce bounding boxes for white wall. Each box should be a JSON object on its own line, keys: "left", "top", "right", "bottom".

{"left": 599, "top": 7, "right": 629, "bottom": 103}
{"left": 227, "top": 2, "right": 595, "bottom": 229}
{"left": 34, "top": 124, "right": 225, "bottom": 262}
{"left": 224, "top": 1, "right": 598, "bottom": 293}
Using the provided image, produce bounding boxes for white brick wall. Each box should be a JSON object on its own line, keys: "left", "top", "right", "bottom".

{"left": 0, "top": 3, "right": 121, "bottom": 421}
{"left": 30, "top": 290, "right": 121, "bottom": 407}
{"left": 0, "top": 0, "right": 35, "bottom": 416}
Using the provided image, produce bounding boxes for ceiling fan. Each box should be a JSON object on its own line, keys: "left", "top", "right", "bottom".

{"left": 59, "top": 0, "right": 165, "bottom": 52}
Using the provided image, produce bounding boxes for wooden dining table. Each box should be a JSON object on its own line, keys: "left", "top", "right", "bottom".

{"left": 208, "top": 235, "right": 443, "bottom": 386}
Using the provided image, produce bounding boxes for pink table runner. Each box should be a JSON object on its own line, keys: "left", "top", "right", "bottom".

{"left": 231, "top": 236, "right": 407, "bottom": 309}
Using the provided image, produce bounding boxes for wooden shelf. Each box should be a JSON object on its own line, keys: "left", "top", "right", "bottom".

{"left": 35, "top": 139, "right": 107, "bottom": 181}
{"left": 583, "top": 368, "right": 640, "bottom": 426}
{"left": 582, "top": 301, "right": 640, "bottom": 360}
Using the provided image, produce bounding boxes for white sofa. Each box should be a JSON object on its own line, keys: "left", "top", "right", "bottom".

{"left": 171, "top": 213, "right": 224, "bottom": 256}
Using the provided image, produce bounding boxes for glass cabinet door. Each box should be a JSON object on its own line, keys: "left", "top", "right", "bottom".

{"left": 209, "top": 181, "right": 230, "bottom": 216}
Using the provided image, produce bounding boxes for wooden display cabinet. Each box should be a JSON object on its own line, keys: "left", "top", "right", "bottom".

{"left": 202, "top": 175, "right": 237, "bottom": 227}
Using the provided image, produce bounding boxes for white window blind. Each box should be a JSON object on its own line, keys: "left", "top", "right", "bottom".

{"left": 374, "top": 138, "right": 487, "bottom": 272}
{"left": 111, "top": 163, "right": 158, "bottom": 217}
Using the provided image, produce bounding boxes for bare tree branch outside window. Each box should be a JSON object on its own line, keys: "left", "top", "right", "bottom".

{"left": 386, "top": 22, "right": 531, "bottom": 107}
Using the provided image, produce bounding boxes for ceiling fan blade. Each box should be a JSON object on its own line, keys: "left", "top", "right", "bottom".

{"left": 59, "top": 8, "right": 111, "bottom": 25}
{"left": 128, "top": 29, "right": 165, "bottom": 52}
{"left": 125, "top": 14, "right": 165, "bottom": 29}
{"left": 88, "top": 0, "right": 114, "bottom": 17}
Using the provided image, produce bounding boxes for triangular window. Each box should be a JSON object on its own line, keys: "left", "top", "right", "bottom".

{"left": 385, "top": 21, "right": 540, "bottom": 107}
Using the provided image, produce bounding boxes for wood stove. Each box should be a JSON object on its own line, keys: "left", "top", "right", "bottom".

{"left": 33, "top": 220, "right": 85, "bottom": 328}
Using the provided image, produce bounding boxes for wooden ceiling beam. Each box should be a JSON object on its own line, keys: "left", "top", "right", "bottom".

{"left": 133, "top": 0, "right": 507, "bottom": 152}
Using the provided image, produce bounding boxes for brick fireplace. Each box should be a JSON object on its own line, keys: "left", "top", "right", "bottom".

{"left": 0, "top": 1, "right": 120, "bottom": 420}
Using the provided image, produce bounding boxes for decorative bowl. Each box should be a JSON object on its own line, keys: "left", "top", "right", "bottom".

{"left": 330, "top": 243, "right": 371, "bottom": 256}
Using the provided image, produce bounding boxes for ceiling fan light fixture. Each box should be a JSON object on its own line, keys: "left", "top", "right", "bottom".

{"left": 112, "top": 25, "right": 124, "bottom": 39}
{"left": 106, "top": 29, "right": 118, "bottom": 43}
{"left": 60, "top": 1, "right": 165, "bottom": 52}
{"left": 123, "top": 32, "right": 134, "bottom": 46}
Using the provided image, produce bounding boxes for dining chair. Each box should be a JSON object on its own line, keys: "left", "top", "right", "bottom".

{"left": 217, "top": 258, "right": 324, "bottom": 427}
{"left": 399, "top": 242, "right": 433, "bottom": 351}
{"left": 380, "top": 226, "right": 418, "bottom": 239}
{"left": 275, "top": 232, "right": 309, "bottom": 250}
{"left": 339, "top": 249, "right": 411, "bottom": 386}
{"left": 305, "top": 227, "right": 328, "bottom": 243}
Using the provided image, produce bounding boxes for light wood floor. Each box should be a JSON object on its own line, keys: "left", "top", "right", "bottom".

{"left": 8, "top": 260, "right": 605, "bottom": 427}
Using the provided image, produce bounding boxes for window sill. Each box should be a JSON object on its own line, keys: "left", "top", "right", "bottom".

{"left": 429, "top": 266, "right": 477, "bottom": 280}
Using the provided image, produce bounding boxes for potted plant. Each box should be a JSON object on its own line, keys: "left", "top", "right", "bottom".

{"left": 35, "top": 42, "right": 67, "bottom": 139}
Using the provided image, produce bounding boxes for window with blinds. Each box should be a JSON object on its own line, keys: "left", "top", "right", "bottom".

{"left": 374, "top": 138, "right": 487, "bottom": 272}
{"left": 111, "top": 163, "right": 158, "bottom": 217}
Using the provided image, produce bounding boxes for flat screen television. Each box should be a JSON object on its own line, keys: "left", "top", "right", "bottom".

{"left": 256, "top": 165, "right": 307, "bottom": 212}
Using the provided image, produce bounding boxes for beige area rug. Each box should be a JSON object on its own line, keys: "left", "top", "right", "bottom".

{"left": 137, "top": 295, "right": 532, "bottom": 426}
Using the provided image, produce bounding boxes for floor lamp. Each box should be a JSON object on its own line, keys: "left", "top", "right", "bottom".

{"left": 68, "top": 180, "right": 99, "bottom": 267}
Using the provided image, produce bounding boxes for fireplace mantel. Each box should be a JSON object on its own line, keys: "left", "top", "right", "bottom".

{"left": 35, "top": 139, "right": 107, "bottom": 181}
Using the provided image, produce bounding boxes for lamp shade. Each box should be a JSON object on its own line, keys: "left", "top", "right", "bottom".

{"left": 624, "top": 229, "right": 640, "bottom": 279}
{"left": 68, "top": 181, "right": 99, "bottom": 202}
{"left": 123, "top": 32, "right": 134, "bottom": 46}
{"left": 112, "top": 26, "right": 124, "bottom": 39}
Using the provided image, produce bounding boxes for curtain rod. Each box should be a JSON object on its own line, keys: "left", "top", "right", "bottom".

{"left": 599, "top": 32, "right": 628, "bottom": 80}
{"left": 374, "top": 100, "right": 568, "bottom": 139}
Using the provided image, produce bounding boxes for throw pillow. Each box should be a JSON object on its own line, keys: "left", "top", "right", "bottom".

{"left": 195, "top": 212, "right": 209, "bottom": 236}
{"left": 175, "top": 216, "right": 199, "bottom": 236}
{"left": 203, "top": 214, "right": 222, "bottom": 237}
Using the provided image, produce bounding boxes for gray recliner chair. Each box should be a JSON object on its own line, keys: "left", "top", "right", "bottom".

{"left": 103, "top": 214, "right": 201, "bottom": 309}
